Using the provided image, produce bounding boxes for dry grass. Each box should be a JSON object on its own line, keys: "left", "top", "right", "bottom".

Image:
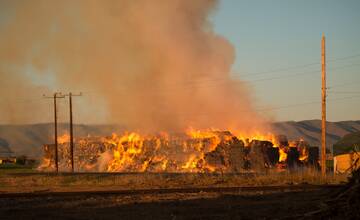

{"left": 0, "top": 169, "right": 348, "bottom": 193}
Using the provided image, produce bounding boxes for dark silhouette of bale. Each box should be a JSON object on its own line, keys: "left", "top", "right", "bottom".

{"left": 266, "top": 145, "right": 279, "bottom": 166}
{"left": 242, "top": 145, "right": 251, "bottom": 170}
{"left": 275, "top": 135, "right": 288, "bottom": 147}
{"left": 247, "top": 140, "right": 278, "bottom": 170}
{"left": 308, "top": 146, "right": 320, "bottom": 169}
{"left": 287, "top": 147, "right": 300, "bottom": 171}
{"left": 15, "top": 155, "right": 27, "bottom": 165}
{"left": 204, "top": 146, "right": 226, "bottom": 167}
{"left": 249, "top": 140, "right": 266, "bottom": 171}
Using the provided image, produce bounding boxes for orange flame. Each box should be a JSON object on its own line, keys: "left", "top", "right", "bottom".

{"left": 278, "top": 147, "right": 287, "bottom": 162}
{"left": 57, "top": 134, "right": 70, "bottom": 144}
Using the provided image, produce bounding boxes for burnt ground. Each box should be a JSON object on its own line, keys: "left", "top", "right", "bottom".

{"left": 0, "top": 185, "right": 348, "bottom": 220}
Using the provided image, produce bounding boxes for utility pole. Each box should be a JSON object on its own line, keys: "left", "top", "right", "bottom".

{"left": 321, "top": 34, "right": 327, "bottom": 176}
{"left": 64, "top": 92, "right": 82, "bottom": 172}
{"left": 44, "top": 92, "right": 65, "bottom": 173}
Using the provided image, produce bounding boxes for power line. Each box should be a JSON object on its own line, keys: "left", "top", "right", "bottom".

{"left": 257, "top": 95, "right": 360, "bottom": 112}
{"left": 107, "top": 94, "right": 360, "bottom": 118}
{"left": 2, "top": 90, "right": 358, "bottom": 123}
{"left": 0, "top": 97, "right": 45, "bottom": 104}
{"left": 79, "top": 62, "right": 360, "bottom": 95}
{"left": 239, "top": 62, "right": 319, "bottom": 77}
{"left": 238, "top": 53, "right": 360, "bottom": 77}
{"left": 328, "top": 81, "right": 360, "bottom": 89}
{"left": 1, "top": 51, "right": 359, "bottom": 87}
{"left": 1, "top": 53, "right": 359, "bottom": 122}
{"left": 0, "top": 51, "right": 358, "bottom": 100}
{"left": 328, "top": 53, "right": 360, "bottom": 62}
{"left": 179, "top": 62, "right": 360, "bottom": 89}
{"left": 328, "top": 91, "right": 360, "bottom": 94}
{"left": 169, "top": 60, "right": 360, "bottom": 88}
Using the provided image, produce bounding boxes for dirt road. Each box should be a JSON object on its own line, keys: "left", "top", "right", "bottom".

{"left": 0, "top": 185, "right": 343, "bottom": 220}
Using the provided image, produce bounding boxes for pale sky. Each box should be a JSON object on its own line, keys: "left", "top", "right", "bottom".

{"left": 213, "top": 0, "right": 360, "bottom": 121}
{"left": 0, "top": 0, "right": 359, "bottom": 124}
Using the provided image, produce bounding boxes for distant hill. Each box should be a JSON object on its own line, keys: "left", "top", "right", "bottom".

{"left": 0, "top": 120, "right": 359, "bottom": 159}
{"left": 0, "top": 123, "right": 125, "bottom": 158}
{"left": 272, "top": 120, "right": 360, "bottom": 148}
{"left": 0, "top": 137, "right": 13, "bottom": 157}
{"left": 333, "top": 131, "right": 360, "bottom": 156}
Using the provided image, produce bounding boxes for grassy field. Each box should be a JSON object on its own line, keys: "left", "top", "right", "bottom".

{"left": 0, "top": 166, "right": 348, "bottom": 193}
{"left": 0, "top": 163, "right": 37, "bottom": 173}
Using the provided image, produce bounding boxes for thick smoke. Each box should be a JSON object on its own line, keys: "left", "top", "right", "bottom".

{"left": 0, "top": 0, "right": 269, "bottom": 133}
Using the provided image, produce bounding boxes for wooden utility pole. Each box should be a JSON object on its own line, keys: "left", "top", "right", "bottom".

{"left": 65, "top": 92, "right": 82, "bottom": 172}
{"left": 321, "top": 34, "right": 327, "bottom": 176}
{"left": 44, "top": 92, "right": 65, "bottom": 173}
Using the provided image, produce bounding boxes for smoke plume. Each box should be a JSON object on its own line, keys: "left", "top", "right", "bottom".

{"left": 0, "top": 0, "right": 269, "bottom": 133}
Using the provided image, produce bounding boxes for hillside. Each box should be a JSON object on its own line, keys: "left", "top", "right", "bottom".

{"left": 272, "top": 120, "right": 360, "bottom": 148}
{"left": 0, "top": 124, "right": 125, "bottom": 158}
{"left": 0, "top": 120, "right": 359, "bottom": 158}
{"left": 333, "top": 131, "right": 360, "bottom": 156}
{"left": 0, "top": 138, "right": 13, "bottom": 157}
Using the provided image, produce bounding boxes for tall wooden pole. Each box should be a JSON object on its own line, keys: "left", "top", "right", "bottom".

{"left": 54, "top": 93, "right": 59, "bottom": 173}
{"left": 44, "top": 92, "right": 64, "bottom": 173}
{"left": 321, "top": 34, "right": 327, "bottom": 176}
{"left": 69, "top": 93, "right": 74, "bottom": 172}
{"left": 65, "top": 92, "right": 81, "bottom": 172}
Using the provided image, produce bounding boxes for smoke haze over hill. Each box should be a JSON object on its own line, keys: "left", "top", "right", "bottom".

{"left": 0, "top": 120, "right": 359, "bottom": 158}
{"left": 0, "top": 0, "right": 269, "bottom": 133}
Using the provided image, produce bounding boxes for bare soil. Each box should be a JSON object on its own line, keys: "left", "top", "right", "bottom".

{"left": 0, "top": 184, "right": 344, "bottom": 220}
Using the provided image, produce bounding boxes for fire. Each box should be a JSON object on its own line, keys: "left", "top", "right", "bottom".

{"left": 235, "top": 132, "right": 276, "bottom": 146}
{"left": 104, "top": 129, "right": 225, "bottom": 172}
{"left": 39, "top": 129, "right": 313, "bottom": 173}
{"left": 57, "top": 134, "right": 70, "bottom": 144}
{"left": 278, "top": 147, "right": 287, "bottom": 162}
{"left": 181, "top": 155, "right": 198, "bottom": 170}
{"left": 106, "top": 132, "right": 145, "bottom": 172}
{"left": 299, "top": 148, "right": 308, "bottom": 161}
{"left": 186, "top": 127, "right": 223, "bottom": 151}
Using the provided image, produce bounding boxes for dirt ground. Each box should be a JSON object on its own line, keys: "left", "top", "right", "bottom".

{"left": 0, "top": 185, "right": 344, "bottom": 220}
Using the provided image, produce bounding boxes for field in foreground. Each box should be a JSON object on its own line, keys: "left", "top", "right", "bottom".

{"left": 0, "top": 185, "right": 345, "bottom": 220}
{"left": 0, "top": 169, "right": 354, "bottom": 219}
{"left": 0, "top": 168, "right": 347, "bottom": 193}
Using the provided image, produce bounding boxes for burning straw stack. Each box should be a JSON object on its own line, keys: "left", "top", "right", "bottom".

{"left": 38, "top": 131, "right": 318, "bottom": 173}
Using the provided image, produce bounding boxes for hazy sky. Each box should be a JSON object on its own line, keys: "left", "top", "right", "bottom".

{"left": 0, "top": 0, "right": 359, "bottom": 125}
{"left": 213, "top": 0, "right": 360, "bottom": 121}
